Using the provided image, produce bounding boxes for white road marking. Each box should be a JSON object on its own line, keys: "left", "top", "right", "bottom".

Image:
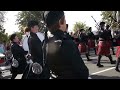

{"left": 15, "top": 74, "right": 23, "bottom": 79}
{"left": 90, "top": 67, "right": 115, "bottom": 75}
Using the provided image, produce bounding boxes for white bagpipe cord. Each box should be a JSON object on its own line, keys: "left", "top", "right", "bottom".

{"left": 11, "top": 55, "right": 19, "bottom": 68}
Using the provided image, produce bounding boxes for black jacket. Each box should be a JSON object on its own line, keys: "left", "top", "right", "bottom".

{"left": 11, "top": 42, "right": 27, "bottom": 74}
{"left": 46, "top": 30, "right": 89, "bottom": 79}
{"left": 98, "top": 30, "right": 107, "bottom": 41}
{"left": 28, "top": 32, "right": 43, "bottom": 65}
{"left": 78, "top": 33, "right": 88, "bottom": 44}
{"left": 26, "top": 32, "right": 50, "bottom": 79}
{"left": 87, "top": 32, "right": 95, "bottom": 40}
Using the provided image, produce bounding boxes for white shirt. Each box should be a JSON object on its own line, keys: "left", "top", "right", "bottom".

{"left": 22, "top": 32, "right": 44, "bottom": 52}
{"left": 22, "top": 33, "right": 30, "bottom": 52}
{"left": 36, "top": 32, "right": 44, "bottom": 42}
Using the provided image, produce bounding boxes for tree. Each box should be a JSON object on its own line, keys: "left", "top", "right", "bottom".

{"left": 16, "top": 11, "right": 45, "bottom": 32}
{"left": 0, "top": 11, "right": 9, "bottom": 43}
{"left": 0, "top": 11, "right": 6, "bottom": 24}
{"left": 15, "top": 31, "right": 24, "bottom": 40}
{"left": 101, "top": 11, "right": 119, "bottom": 29}
{"left": 73, "top": 21, "right": 89, "bottom": 36}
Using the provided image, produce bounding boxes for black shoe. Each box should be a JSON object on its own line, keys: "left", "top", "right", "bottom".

{"left": 111, "top": 61, "right": 116, "bottom": 64}
{"left": 115, "top": 68, "right": 120, "bottom": 72}
{"left": 97, "top": 64, "right": 104, "bottom": 67}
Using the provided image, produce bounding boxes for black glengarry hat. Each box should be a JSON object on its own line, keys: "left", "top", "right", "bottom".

{"left": 100, "top": 21, "right": 105, "bottom": 26}
{"left": 43, "top": 11, "right": 64, "bottom": 27}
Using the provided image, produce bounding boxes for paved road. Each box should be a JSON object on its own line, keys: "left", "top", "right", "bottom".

{"left": 82, "top": 48, "right": 120, "bottom": 79}
{"left": 0, "top": 48, "right": 120, "bottom": 79}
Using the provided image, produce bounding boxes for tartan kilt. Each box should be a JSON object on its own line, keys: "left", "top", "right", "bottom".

{"left": 116, "top": 40, "right": 120, "bottom": 58}
{"left": 87, "top": 39, "right": 95, "bottom": 48}
{"left": 78, "top": 43, "right": 87, "bottom": 54}
{"left": 116, "top": 46, "right": 120, "bottom": 58}
{"left": 97, "top": 41, "right": 111, "bottom": 55}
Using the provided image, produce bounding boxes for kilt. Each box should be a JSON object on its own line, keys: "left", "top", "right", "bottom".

{"left": 97, "top": 41, "right": 111, "bottom": 56}
{"left": 116, "top": 40, "right": 120, "bottom": 58}
{"left": 87, "top": 39, "right": 95, "bottom": 48}
{"left": 78, "top": 43, "right": 87, "bottom": 54}
{"left": 116, "top": 46, "right": 120, "bottom": 58}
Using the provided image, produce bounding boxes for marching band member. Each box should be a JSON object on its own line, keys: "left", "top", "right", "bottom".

{"left": 96, "top": 22, "right": 116, "bottom": 67}
{"left": 105, "top": 25, "right": 115, "bottom": 55}
{"left": 43, "top": 11, "right": 89, "bottom": 79}
{"left": 115, "top": 26, "right": 120, "bottom": 72}
{"left": 10, "top": 34, "right": 27, "bottom": 79}
{"left": 78, "top": 29, "right": 92, "bottom": 61}
{"left": 23, "top": 20, "right": 50, "bottom": 79}
{"left": 87, "top": 27, "right": 96, "bottom": 55}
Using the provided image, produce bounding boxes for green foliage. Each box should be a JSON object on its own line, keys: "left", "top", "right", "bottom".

{"left": 16, "top": 11, "right": 45, "bottom": 31}
{"left": 73, "top": 21, "right": 89, "bottom": 36}
{"left": 15, "top": 31, "right": 24, "bottom": 40}
{"left": 101, "top": 11, "right": 118, "bottom": 29}
{"left": 0, "top": 11, "right": 9, "bottom": 43}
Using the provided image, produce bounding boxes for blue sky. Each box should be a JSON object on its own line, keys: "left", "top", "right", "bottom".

{"left": 3, "top": 11, "right": 102, "bottom": 35}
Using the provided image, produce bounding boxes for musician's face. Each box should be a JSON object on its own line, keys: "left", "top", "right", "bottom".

{"left": 59, "top": 16, "right": 66, "bottom": 32}
{"left": 13, "top": 36, "right": 19, "bottom": 43}
{"left": 25, "top": 32, "right": 29, "bottom": 35}
{"left": 100, "top": 24, "right": 105, "bottom": 29}
{"left": 31, "top": 25, "right": 39, "bottom": 33}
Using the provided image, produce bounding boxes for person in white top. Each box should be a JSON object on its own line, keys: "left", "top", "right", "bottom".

{"left": 22, "top": 27, "right": 45, "bottom": 52}
{"left": 22, "top": 28, "right": 30, "bottom": 52}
